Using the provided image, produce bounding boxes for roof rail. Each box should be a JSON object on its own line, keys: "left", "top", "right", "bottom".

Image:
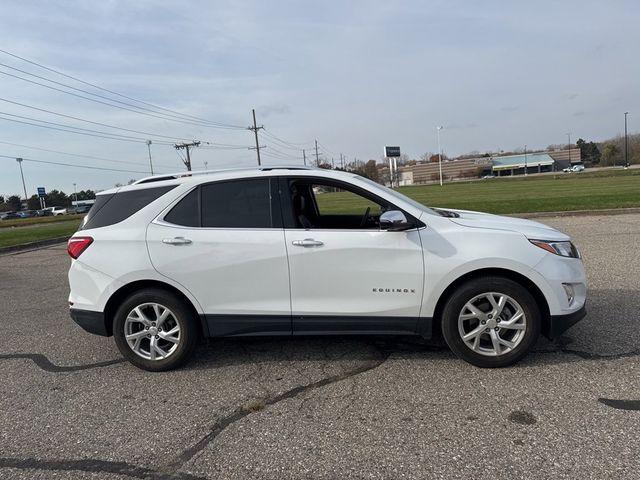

{"left": 133, "top": 165, "right": 314, "bottom": 185}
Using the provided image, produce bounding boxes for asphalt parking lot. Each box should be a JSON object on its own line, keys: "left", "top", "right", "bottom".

{"left": 1, "top": 213, "right": 639, "bottom": 480}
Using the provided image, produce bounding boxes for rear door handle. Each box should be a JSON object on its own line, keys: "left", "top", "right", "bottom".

{"left": 292, "top": 238, "right": 324, "bottom": 247}
{"left": 162, "top": 237, "right": 192, "bottom": 245}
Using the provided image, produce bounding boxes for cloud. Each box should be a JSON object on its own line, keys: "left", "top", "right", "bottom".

{"left": 1, "top": 0, "right": 639, "bottom": 194}
{"left": 258, "top": 104, "right": 292, "bottom": 118}
{"left": 444, "top": 123, "right": 478, "bottom": 130}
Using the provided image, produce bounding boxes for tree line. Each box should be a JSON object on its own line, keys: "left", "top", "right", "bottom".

{"left": 0, "top": 189, "right": 97, "bottom": 212}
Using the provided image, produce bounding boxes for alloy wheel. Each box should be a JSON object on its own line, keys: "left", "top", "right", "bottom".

{"left": 123, "top": 303, "right": 181, "bottom": 361}
{"left": 457, "top": 292, "right": 527, "bottom": 357}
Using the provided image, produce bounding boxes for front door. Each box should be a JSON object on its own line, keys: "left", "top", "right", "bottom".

{"left": 281, "top": 177, "right": 425, "bottom": 334}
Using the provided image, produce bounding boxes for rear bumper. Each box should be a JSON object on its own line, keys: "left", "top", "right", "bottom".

{"left": 70, "top": 308, "right": 110, "bottom": 336}
{"left": 548, "top": 304, "right": 586, "bottom": 339}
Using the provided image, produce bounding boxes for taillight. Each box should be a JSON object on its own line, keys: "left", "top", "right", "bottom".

{"left": 68, "top": 236, "right": 93, "bottom": 259}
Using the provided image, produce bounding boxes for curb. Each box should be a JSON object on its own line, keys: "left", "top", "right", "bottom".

{"left": 508, "top": 207, "right": 640, "bottom": 219}
{"left": 0, "top": 236, "right": 69, "bottom": 256}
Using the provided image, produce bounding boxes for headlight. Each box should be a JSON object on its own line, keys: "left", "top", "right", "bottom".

{"left": 530, "top": 239, "right": 581, "bottom": 258}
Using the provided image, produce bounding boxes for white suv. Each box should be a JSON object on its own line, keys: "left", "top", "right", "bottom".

{"left": 45, "top": 206, "right": 67, "bottom": 216}
{"left": 67, "top": 167, "right": 587, "bottom": 371}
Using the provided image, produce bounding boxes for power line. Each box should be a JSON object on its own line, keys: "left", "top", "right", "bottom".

{"left": 200, "top": 142, "right": 253, "bottom": 150}
{"left": 0, "top": 62, "right": 230, "bottom": 129}
{"left": 316, "top": 139, "right": 339, "bottom": 157}
{"left": 0, "top": 139, "right": 178, "bottom": 170}
{"left": 261, "top": 151, "right": 302, "bottom": 162}
{"left": 262, "top": 144, "right": 303, "bottom": 159}
{"left": 0, "top": 153, "right": 155, "bottom": 174}
{"left": 261, "top": 128, "right": 314, "bottom": 149}
{"left": 0, "top": 112, "right": 176, "bottom": 144}
{"left": 0, "top": 49, "right": 246, "bottom": 129}
{"left": 0, "top": 97, "right": 203, "bottom": 143}
{"left": 0, "top": 62, "right": 227, "bottom": 128}
{"left": 0, "top": 68, "right": 244, "bottom": 132}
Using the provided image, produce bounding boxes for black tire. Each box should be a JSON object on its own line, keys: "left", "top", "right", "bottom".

{"left": 441, "top": 276, "right": 540, "bottom": 368}
{"left": 113, "top": 288, "right": 198, "bottom": 371}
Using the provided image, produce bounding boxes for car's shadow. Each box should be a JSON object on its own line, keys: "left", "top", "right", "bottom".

{"left": 183, "top": 335, "right": 448, "bottom": 372}
{"left": 179, "top": 288, "right": 639, "bottom": 371}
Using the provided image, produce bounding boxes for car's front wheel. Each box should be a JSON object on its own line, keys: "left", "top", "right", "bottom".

{"left": 113, "top": 289, "right": 198, "bottom": 371}
{"left": 441, "top": 276, "right": 541, "bottom": 367}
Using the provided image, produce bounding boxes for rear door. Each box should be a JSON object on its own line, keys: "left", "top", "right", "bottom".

{"left": 280, "top": 176, "right": 425, "bottom": 335}
{"left": 147, "top": 177, "right": 291, "bottom": 336}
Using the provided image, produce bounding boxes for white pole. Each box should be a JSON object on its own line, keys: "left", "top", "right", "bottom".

{"left": 393, "top": 157, "right": 398, "bottom": 186}
{"left": 146, "top": 140, "right": 154, "bottom": 175}
{"left": 388, "top": 157, "right": 393, "bottom": 187}
{"left": 437, "top": 126, "right": 443, "bottom": 186}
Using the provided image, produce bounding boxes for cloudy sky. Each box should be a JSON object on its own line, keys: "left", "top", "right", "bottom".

{"left": 0, "top": 0, "right": 638, "bottom": 196}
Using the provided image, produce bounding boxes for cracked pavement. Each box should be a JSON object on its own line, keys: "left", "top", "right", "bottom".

{"left": 1, "top": 213, "right": 639, "bottom": 479}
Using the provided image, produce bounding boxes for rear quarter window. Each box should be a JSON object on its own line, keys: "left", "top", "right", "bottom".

{"left": 81, "top": 186, "right": 176, "bottom": 230}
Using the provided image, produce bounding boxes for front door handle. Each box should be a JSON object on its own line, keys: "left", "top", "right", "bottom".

{"left": 292, "top": 238, "right": 324, "bottom": 248}
{"left": 162, "top": 237, "right": 192, "bottom": 245}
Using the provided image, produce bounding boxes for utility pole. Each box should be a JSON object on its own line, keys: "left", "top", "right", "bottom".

{"left": 566, "top": 132, "right": 571, "bottom": 165}
{"left": 16, "top": 157, "right": 27, "bottom": 202}
{"left": 340, "top": 154, "right": 344, "bottom": 169}
{"left": 315, "top": 140, "right": 319, "bottom": 166}
{"left": 73, "top": 183, "right": 78, "bottom": 204}
{"left": 248, "top": 109, "right": 264, "bottom": 165}
{"left": 174, "top": 141, "right": 201, "bottom": 171}
{"left": 524, "top": 145, "right": 528, "bottom": 175}
{"left": 436, "top": 126, "right": 444, "bottom": 186}
{"left": 303, "top": 149, "right": 306, "bottom": 166}
{"left": 146, "top": 140, "right": 154, "bottom": 175}
{"left": 624, "top": 112, "right": 629, "bottom": 168}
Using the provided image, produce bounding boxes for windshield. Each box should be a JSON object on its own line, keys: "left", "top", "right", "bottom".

{"left": 356, "top": 176, "right": 439, "bottom": 216}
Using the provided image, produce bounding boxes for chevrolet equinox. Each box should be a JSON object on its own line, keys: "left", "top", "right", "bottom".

{"left": 67, "top": 167, "right": 587, "bottom": 371}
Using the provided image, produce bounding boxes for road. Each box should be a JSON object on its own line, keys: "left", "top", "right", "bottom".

{"left": 1, "top": 213, "right": 639, "bottom": 479}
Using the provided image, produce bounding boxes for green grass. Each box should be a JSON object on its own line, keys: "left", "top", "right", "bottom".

{"left": 0, "top": 220, "right": 81, "bottom": 248}
{"left": 0, "top": 214, "right": 85, "bottom": 229}
{"left": 317, "top": 169, "right": 640, "bottom": 215}
{"left": 1, "top": 170, "right": 638, "bottom": 249}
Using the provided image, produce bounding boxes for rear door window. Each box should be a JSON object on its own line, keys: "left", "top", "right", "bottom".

{"left": 201, "top": 179, "right": 272, "bottom": 228}
{"left": 162, "top": 178, "right": 275, "bottom": 228}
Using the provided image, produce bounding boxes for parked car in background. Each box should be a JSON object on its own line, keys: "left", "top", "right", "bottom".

{"left": 563, "top": 164, "right": 585, "bottom": 173}
{"left": 0, "top": 211, "right": 20, "bottom": 220}
{"left": 35, "top": 209, "right": 53, "bottom": 217}
{"left": 68, "top": 167, "right": 587, "bottom": 372}
{"left": 16, "top": 210, "right": 37, "bottom": 218}
{"left": 44, "top": 206, "right": 67, "bottom": 216}
{"left": 69, "top": 205, "right": 91, "bottom": 214}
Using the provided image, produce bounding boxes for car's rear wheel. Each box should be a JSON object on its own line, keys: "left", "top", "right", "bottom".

{"left": 113, "top": 289, "right": 198, "bottom": 371}
{"left": 441, "top": 276, "right": 540, "bottom": 367}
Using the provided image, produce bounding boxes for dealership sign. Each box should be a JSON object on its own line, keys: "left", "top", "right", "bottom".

{"left": 384, "top": 146, "right": 401, "bottom": 158}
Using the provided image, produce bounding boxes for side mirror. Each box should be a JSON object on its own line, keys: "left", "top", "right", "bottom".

{"left": 379, "top": 210, "right": 412, "bottom": 231}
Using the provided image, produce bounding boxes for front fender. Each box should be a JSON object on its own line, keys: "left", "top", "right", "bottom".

{"left": 420, "top": 257, "right": 557, "bottom": 317}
